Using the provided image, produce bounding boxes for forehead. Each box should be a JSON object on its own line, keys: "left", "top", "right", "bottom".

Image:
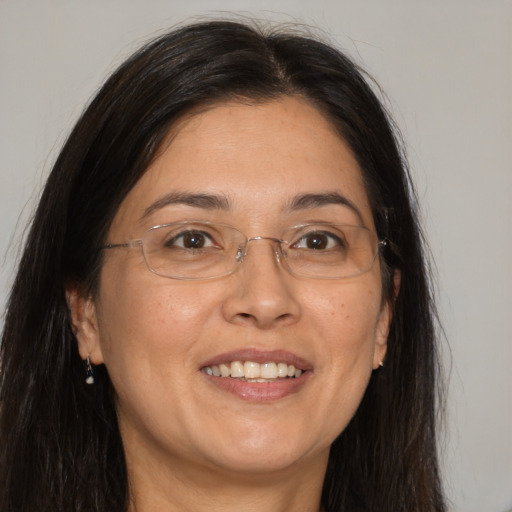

{"left": 111, "top": 96, "right": 373, "bottom": 232}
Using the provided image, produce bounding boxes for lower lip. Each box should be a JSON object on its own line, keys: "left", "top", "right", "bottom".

{"left": 202, "top": 372, "right": 311, "bottom": 402}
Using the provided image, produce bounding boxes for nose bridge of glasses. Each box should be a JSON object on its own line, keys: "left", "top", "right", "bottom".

{"left": 236, "top": 236, "right": 284, "bottom": 264}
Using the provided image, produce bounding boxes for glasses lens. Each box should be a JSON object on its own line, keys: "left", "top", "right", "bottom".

{"left": 282, "top": 224, "right": 378, "bottom": 279}
{"left": 139, "top": 222, "right": 378, "bottom": 280}
{"left": 142, "top": 222, "right": 245, "bottom": 279}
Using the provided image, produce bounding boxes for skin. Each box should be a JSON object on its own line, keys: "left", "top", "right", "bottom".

{"left": 68, "top": 96, "right": 393, "bottom": 512}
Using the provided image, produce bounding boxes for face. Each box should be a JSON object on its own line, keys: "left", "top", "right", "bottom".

{"left": 70, "top": 97, "right": 391, "bottom": 481}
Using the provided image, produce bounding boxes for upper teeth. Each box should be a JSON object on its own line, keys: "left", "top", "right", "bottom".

{"left": 202, "top": 361, "right": 303, "bottom": 380}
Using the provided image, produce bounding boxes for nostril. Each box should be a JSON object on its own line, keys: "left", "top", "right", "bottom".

{"left": 276, "top": 313, "right": 291, "bottom": 322}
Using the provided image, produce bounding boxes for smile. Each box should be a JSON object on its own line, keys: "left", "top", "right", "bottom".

{"left": 201, "top": 361, "right": 303, "bottom": 381}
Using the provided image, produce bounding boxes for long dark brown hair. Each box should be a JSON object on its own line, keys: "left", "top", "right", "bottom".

{"left": 0, "top": 20, "right": 446, "bottom": 511}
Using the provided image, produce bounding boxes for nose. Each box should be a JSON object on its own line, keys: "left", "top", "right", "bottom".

{"left": 221, "top": 238, "right": 301, "bottom": 329}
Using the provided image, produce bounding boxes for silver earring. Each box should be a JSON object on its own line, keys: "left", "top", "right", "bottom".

{"left": 379, "top": 360, "right": 384, "bottom": 368}
{"left": 85, "top": 356, "right": 95, "bottom": 385}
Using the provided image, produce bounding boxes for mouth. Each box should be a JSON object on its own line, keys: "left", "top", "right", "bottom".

{"left": 199, "top": 349, "right": 311, "bottom": 401}
{"left": 201, "top": 360, "right": 303, "bottom": 382}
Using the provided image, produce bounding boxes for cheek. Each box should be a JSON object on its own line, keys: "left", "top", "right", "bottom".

{"left": 288, "top": 278, "right": 383, "bottom": 447}
{"left": 305, "top": 275, "right": 383, "bottom": 397}
{"left": 94, "top": 263, "right": 220, "bottom": 375}
{"left": 308, "top": 280, "right": 382, "bottom": 347}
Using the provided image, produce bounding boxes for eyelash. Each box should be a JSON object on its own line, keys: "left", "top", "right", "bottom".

{"left": 292, "top": 231, "right": 347, "bottom": 250}
{"left": 164, "top": 230, "right": 218, "bottom": 249}
{"left": 163, "top": 228, "right": 348, "bottom": 252}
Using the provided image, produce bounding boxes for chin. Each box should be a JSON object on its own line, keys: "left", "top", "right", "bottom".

{"left": 200, "top": 424, "right": 330, "bottom": 476}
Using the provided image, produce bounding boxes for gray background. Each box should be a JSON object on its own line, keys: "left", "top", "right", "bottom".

{"left": 1, "top": 1, "right": 511, "bottom": 511}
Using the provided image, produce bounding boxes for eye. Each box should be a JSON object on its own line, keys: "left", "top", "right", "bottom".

{"left": 164, "top": 230, "right": 217, "bottom": 250}
{"left": 293, "top": 230, "right": 346, "bottom": 250}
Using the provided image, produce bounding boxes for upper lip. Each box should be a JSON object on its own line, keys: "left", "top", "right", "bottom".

{"left": 199, "top": 348, "right": 313, "bottom": 371}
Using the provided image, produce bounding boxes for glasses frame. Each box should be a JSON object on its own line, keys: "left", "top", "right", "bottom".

{"left": 101, "top": 221, "right": 386, "bottom": 281}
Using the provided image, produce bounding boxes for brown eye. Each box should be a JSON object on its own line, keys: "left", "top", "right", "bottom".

{"left": 293, "top": 231, "right": 345, "bottom": 251}
{"left": 305, "top": 233, "right": 328, "bottom": 249}
{"left": 165, "top": 230, "right": 214, "bottom": 249}
{"left": 182, "top": 232, "right": 206, "bottom": 248}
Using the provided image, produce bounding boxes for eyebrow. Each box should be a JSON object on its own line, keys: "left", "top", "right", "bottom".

{"left": 141, "top": 192, "right": 231, "bottom": 220}
{"left": 286, "top": 192, "right": 363, "bottom": 222}
{"left": 141, "top": 190, "right": 363, "bottom": 223}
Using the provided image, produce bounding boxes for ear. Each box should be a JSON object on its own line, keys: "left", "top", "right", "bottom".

{"left": 66, "top": 287, "right": 104, "bottom": 365}
{"left": 373, "top": 269, "right": 401, "bottom": 369}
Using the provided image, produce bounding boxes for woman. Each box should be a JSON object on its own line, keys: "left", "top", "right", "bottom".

{"left": 0, "top": 20, "right": 446, "bottom": 512}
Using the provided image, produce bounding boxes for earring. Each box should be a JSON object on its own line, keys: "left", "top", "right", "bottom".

{"left": 379, "top": 360, "right": 384, "bottom": 368}
{"left": 85, "top": 356, "right": 95, "bottom": 385}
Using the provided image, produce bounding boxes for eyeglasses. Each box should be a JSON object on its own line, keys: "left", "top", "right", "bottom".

{"left": 102, "top": 221, "right": 383, "bottom": 280}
